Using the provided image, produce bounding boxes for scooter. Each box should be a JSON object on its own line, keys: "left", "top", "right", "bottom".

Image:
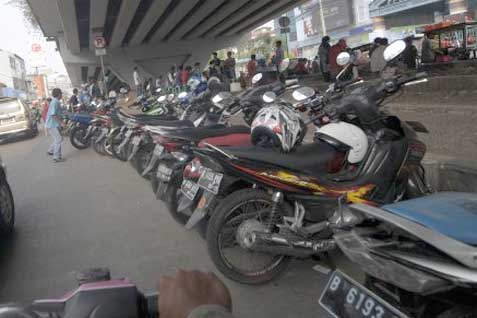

{"left": 191, "top": 41, "right": 431, "bottom": 284}
{"left": 321, "top": 191, "right": 477, "bottom": 318}
{"left": 0, "top": 268, "right": 158, "bottom": 318}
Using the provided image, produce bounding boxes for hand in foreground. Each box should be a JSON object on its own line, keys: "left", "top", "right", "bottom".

{"left": 159, "top": 270, "right": 232, "bottom": 318}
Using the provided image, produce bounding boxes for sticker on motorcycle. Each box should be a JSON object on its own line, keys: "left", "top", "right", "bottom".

{"left": 197, "top": 169, "right": 223, "bottom": 195}
{"left": 181, "top": 180, "right": 200, "bottom": 201}
{"left": 154, "top": 144, "right": 165, "bottom": 156}
{"left": 132, "top": 136, "right": 141, "bottom": 146}
{"left": 319, "top": 271, "right": 408, "bottom": 318}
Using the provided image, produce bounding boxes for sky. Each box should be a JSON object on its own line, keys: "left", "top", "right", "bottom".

{"left": 0, "top": 0, "right": 67, "bottom": 76}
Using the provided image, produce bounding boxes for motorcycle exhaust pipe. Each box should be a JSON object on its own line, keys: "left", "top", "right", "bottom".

{"left": 247, "top": 232, "right": 336, "bottom": 258}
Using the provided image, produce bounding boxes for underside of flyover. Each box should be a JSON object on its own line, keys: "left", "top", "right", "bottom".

{"left": 28, "top": 0, "right": 306, "bottom": 89}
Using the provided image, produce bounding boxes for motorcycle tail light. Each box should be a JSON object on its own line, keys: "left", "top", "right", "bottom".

{"left": 183, "top": 158, "right": 203, "bottom": 180}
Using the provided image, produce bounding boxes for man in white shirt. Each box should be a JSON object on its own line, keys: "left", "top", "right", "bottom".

{"left": 133, "top": 67, "right": 142, "bottom": 96}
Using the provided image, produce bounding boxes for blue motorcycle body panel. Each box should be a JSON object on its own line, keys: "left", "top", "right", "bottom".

{"left": 382, "top": 192, "right": 477, "bottom": 245}
{"left": 69, "top": 113, "right": 92, "bottom": 125}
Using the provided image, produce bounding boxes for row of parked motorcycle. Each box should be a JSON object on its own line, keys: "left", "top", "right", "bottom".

{"left": 54, "top": 40, "right": 477, "bottom": 318}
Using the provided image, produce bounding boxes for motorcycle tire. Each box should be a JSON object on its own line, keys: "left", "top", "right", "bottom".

{"left": 110, "top": 130, "right": 128, "bottom": 161}
{"left": 70, "top": 126, "right": 90, "bottom": 150}
{"left": 0, "top": 175, "right": 14, "bottom": 236}
{"left": 132, "top": 144, "right": 154, "bottom": 179}
{"left": 206, "top": 188, "right": 292, "bottom": 285}
{"left": 91, "top": 134, "right": 105, "bottom": 156}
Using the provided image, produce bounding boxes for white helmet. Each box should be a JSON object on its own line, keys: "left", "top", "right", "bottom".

{"left": 251, "top": 105, "right": 304, "bottom": 152}
{"left": 316, "top": 122, "right": 368, "bottom": 164}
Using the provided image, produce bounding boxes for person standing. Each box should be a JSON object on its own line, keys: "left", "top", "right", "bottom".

{"left": 41, "top": 97, "right": 50, "bottom": 136}
{"left": 167, "top": 66, "right": 176, "bottom": 88}
{"left": 133, "top": 67, "right": 142, "bottom": 96}
{"left": 246, "top": 54, "right": 257, "bottom": 85}
{"left": 223, "top": 51, "right": 236, "bottom": 81}
{"left": 272, "top": 40, "right": 285, "bottom": 70}
{"left": 182, "top": 66, "right": 191, "bottom": 86}
{"left": 328, "top": 38, "right": 347, "bottom": 80}
{"left": 421, "top": 34, "right": 435, "bottom": 63}
{"left": 46, "top": 88, "right": 65, "bottom": 163}
{"left": 312, "top": 56, "right": 320, "bottom": 74}
{"left": 191, "top": 62, "right": 202, "bottom": 80}
{"left": 403, "top": 36, "right": 418, "bottom": 69}
{"left": 69, "top": 88, "right": 79, "bottom": 111}
{"left": 370, "top": 38, "right": 387, "bottom": 74}
{"left": 318, "top": 36, "right": 331, "bottom": 81}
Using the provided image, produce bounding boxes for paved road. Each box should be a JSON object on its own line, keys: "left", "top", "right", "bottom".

{"left": 0, "top": 133, "right": 342, "bottom": 318}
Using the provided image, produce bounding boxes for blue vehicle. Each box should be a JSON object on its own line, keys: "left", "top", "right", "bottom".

{"left": 66, "top": 112, "right": 94, "bottom": 149}
{"left": 321, "top": 192, "right": 477, "bottom": 318}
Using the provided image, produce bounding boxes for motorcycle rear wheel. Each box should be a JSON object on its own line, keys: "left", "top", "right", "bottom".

{"left": 70, "top": 126, "right": 90, "bottom": 150}
{"left": 206, "top": 188, "right": 292, "bottom": 285}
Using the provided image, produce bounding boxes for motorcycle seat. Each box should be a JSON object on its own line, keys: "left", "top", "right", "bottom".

{"left": 137, "top": 118, "right": 195, "bottom": 128}
{"left": 223, "top": 142, "right": 339, "bottom": 177}
{"left": 165, "top": 125, "right": 250, "bottom": 142}
{"left": 382, "top": 192, "right": 477, "bottom": 246}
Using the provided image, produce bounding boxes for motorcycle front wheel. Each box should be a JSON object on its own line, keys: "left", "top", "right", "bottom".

{"left": 70, "top": 126, "right": 90, "bottom": 150}
{"left": 206, "top": 188, "right": 292, "bottom": 285}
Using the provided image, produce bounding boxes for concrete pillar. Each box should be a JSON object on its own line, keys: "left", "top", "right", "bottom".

{"left": 373, "top": 16, "right": 386, "bottom": 32}
{"left": 448, "top": 0, "right": 468, "bottom": 14}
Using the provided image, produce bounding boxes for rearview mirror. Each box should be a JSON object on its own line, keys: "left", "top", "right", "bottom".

{"left": 156, "top": 88, "right": 162, "bottom": 93}
{"left": 178, "top": 92, "right": 188, "bottom": 99}
{"left": 252, "top": 73, "right": 263, "bottom": 84}
{"left": 292, "top": 87, "right": 315, "bottom": 102}
{"left": 279, "top": 59, "right": 290, "bottom": 72}
{"left": 262, "top": 91, "right": 277, "bottom": 103}
{"left": 384, "top": 40, "right": 406, "bottom": 62}
{"left": 157, "top": 95, "right": 166, "bottom": 102}
{"left": 336, "top": 52, "right": 351, "bottom": 66}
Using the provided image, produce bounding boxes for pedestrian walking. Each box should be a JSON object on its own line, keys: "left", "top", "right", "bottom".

{"left": 328, "top": 38, "right": 347, "bottom": 80}
{"left": 41, "top": 97, "right": 50, "bottom": 136}
{"left": 46, "top": 88, "right": 65, "bottom": 163}
{"left": 223, "top": 51, "right": 236, "bottom": 81}
{"left": 318, "top": 36, "right": 331, "bottom": 81}
{"left": 133, "top": 67, "right": 142, "bottom": 96}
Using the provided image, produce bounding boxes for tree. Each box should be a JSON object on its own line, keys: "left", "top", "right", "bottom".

{"left": 7, "top": 0, "right": 40, "bottom": 32}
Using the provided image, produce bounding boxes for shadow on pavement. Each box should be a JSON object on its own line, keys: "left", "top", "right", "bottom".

{"left": 0, "top": 134, "right": 37, "bottom": 146}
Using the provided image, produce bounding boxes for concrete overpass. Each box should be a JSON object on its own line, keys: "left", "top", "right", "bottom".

{"left": 28, "top": 0, "right": 305, "bottom": 89}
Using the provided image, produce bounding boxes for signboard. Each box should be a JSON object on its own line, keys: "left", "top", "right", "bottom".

{"left": 278, "top": 16, "right": 290, "bottom": 28}
{"left": 29, "top": 41, "right": 47, "bottom": 68}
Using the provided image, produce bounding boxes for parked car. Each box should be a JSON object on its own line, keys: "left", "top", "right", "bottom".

{"left": 0, "top": 97, "right": 39, "bottom": 138}
{"left": 0, "top": 155, "right": 14, "bottom": 235}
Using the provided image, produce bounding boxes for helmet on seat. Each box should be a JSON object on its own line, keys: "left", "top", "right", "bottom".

{"left": 316, "top": 122, "right": 368, "bottom": 164}
{"left": 251, "top": 105, "right": 304, "bottom": 153}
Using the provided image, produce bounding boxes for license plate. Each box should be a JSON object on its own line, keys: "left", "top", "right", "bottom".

{"left": 132, "top": 136, "right": 141, "bottom": 146}
{"left": 319, "top": 271, "right": 408, "bottom": 318}
{"left": 197, "top": 168, "right": 223, "bottom": 195}
{"left": 181, "top": 180, "right": 200, "bottom": 201}
{"left": 0, "top": 118, "right": 15, "bottom": 125}
{"left": 156, "top": 164, "right": 173, "bottom": 181}
{"left": 154, "top": 144, "right": 165, "bottom": 156}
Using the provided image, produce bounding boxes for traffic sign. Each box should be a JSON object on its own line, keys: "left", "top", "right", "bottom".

{"left": 278, "top": 16, "right": 290, "bottom": 28}
{"left": 94, "top": 36, "right": 106, "bottom": 49}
